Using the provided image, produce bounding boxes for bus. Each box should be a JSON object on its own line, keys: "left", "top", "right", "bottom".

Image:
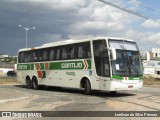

{"left": 17, "top": 37, "right": 143, "bottom": 94}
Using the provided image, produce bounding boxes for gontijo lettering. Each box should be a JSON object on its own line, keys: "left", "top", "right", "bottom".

{"left": 61, "top": 63, "right": 83, "bottom": 69}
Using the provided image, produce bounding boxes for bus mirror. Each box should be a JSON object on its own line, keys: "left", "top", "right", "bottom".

{"left": 110, "top": 48, "right": 117, "bottom": 60}
{"left": 146, "top": 51, "right": 150, "bottom": 61}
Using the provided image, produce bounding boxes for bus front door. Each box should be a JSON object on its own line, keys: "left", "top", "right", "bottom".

{"left": 99, "top": 51, "right": 110, "bottom": 91}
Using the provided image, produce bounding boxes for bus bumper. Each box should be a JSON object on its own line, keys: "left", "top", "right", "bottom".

{"left": 109, "top": 80, "right": 143, "bottom": 91}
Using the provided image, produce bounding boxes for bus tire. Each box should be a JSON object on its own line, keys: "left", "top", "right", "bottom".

{"left": 84, "top": 79, "right": 91, "bottom": 95}
{"left": 32, "top": 77, "right": 39, "bottom": 90}
{"left": 110, "top": 91, "right": 117, "bottom": 95}
{"left": 26, "top": 79, "right": 32, "bottom": 89}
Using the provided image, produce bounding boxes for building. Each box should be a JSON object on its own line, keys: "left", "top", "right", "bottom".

{"left": 143, "top": 48, "right": 160, "bottom": 76}
{"left": 0, "top": 54, "right": 17, "bottom": 63}
{"left": 152, "top": 48, "right": 160, "bottom": 57}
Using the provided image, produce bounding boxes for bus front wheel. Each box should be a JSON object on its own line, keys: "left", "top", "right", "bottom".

{"left": 110, "top": 91, "right": 117, "bottom": 95}
{"left": 32, "top": 77, "right": 39, "bottom": 90}
{"left": 85, "top": 80, "right": 91, "bottom": 95}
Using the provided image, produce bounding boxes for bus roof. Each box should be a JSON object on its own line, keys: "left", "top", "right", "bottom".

{"left": 18, "top": 37, "right": 135, "bottom": 52}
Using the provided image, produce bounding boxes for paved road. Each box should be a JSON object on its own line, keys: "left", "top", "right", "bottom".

{"left": 0, "top": 85, "right": 159, "bottom": 120}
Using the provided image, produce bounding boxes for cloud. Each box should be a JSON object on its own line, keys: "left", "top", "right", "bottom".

{"left": 141, "top": 20, "right": 160, "bottom": 28}
{"left": 43, "top": 34, "right": 62, "bottom": 43}
{"left": 0, "top": 0, "right": 159, "bottom": 55}
{"left": 124, "top": 29, "right": 160, "bottom": 50}
{"left": 69, "top": 0, "right": 138, "bottom": 35}
{"left": 149, "top": 33, "right": 160, "bottom": 41}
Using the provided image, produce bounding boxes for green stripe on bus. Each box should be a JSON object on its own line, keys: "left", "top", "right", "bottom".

{"left": 112, "top": 75, "right": 123, "bottom": 80}
{"left": 112, "top": 75, "right": 143, "bottom": 80}
{"left": 30, "top": 64, "right": 34, "bottom": 70}
{"left": 17, "top": 60, "right": 91, "bottom": 70}
{"left": 40, "top": 63, "right": 45, "bottom": 70}
{"left": 50, "top": 60, "right": 91, "bottom": 70}
{"left": 17, "top": 64, "right": 31, "bottom": 70}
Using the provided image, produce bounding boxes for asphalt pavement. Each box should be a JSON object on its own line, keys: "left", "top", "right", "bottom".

{"left": 0, "top": 86, "right": 32, "bottom": 103}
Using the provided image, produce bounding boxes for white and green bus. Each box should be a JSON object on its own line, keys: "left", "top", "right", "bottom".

{"left": 17, "top": 37, "right": 143, "bottom": 94}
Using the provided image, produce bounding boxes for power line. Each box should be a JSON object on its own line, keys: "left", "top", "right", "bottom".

{"left": 128, "top": 0, "right": 160, "bottom": 19}
{"left": 136, "top": 1, "right": 160, "bottom": 15}
{"left": 98, "top": 0, "right": 160, "bottom": 24}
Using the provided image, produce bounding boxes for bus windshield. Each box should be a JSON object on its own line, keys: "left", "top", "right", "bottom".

{"left": 109, "top": 39, "right": 142, "bottom": 77}
{"left": 112, "top": 50, "right": 142, "bottom": 76}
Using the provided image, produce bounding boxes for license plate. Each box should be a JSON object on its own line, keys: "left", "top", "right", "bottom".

{"left": 128, "top": 85, "right": 133, "bottom": 88}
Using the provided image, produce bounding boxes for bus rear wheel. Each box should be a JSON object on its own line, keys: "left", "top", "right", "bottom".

{"left": 32, "top": 77, "right": 39, "bottom": 90}
{"left": 26, "top": 79, "right": 32, "bottom": 89}
{"left": 84, "top": 80, "right": 91, "bottom": 95}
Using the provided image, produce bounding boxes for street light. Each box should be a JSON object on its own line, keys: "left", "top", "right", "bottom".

{"left": 18, "top": 25, "right": 36, "bottom": 48}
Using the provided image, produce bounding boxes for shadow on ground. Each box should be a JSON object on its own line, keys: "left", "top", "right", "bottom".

{"left": 14, "top": 84, "right": 136, "bottom": 98}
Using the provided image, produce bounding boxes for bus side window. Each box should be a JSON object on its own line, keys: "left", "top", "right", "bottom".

{"left": 56, "top": 48, "right": 61, "bottom": 60}
{"left": 62, "top": 46, "right": 67, "bottom": 60}
{"left": 42, "top": 50, "right": 48, "bottom": 61}
{"left": 65, "top": 45, "right": 75, "bottom": 59}
{"left": 33, "top": 49, "right": 48, "bottom": 61}
{"left": 50, "top": 48, "right": 55, "bottom": 60}
{"left": 18, "top": 52, "right": 24, "bottom": 63}
{"left": 77, "top": 42, "right": 91, "bottom": 59}
{"left": 30, "top": 51, "right": 36, "bottom": 62}
{"left": 34, "top": 50, "right": 39, "bottom": 62}
{"left": 70, "top": 46, "right": 75, "bottom": 59}
{"left": 38, "top": 50, "right": 43, "bottom": 61}
{"left": 24, "top": 51, "right": 31, "bottom": 62}
{"left": 78, "top": 46, "right": 83, "bottom": 58}
{"left": 84, "top": 43, "right": 91, "bottom": 58}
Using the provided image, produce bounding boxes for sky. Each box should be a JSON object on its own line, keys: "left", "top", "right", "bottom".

{"left": 0, "top": 0, "right": 160, "bottom": 56}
